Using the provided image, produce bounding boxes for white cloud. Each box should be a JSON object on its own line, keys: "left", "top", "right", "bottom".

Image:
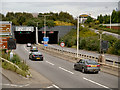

{"left": 1, "top": 2, "right": 118, "bottom": 18}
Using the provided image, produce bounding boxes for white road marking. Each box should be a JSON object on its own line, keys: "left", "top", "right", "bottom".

{"left": 24, "top": 45, "right": 29, "bottom": 52}
{"left": 83, "top": 77, "right": 112, "bottom": 90}
{"left": 47, "top": 85, "right": 53, "bottom": 88}
{"left": 52, "top": 84, "right": 61, "bottom": 90}
{"left": 59, "top": 67, "right": 74, "bottom": 74}
{"left": 1, "top": 83, "right": 30, "bottom": 87}
{"left": 46, "top": 61, "right": 55, "bottom": 66}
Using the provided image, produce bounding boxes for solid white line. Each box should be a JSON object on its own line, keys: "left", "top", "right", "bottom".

{"left": 52, "top": 84, "right": 60, "bottom": 89}
{"left": 47, "top": 85, "right": 53, "bottom": 88}
{"left": 59, "top": 67, "right": 74, "bottom": 74}
{"left": 1, "top": 83, "right": 30, "bottom": 87}
{"left": 24, "top": 45, "right": 29, "bottom": 52}
{"left": 83, "top": 77, "right": 112, "bottom": 90}
{"left": 46, "top": 61, "right": 55, "bottom": 66}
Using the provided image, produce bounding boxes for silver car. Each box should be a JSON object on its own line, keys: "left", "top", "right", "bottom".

{"left": 74, "top": 59, "right": 100, "bottom": 73}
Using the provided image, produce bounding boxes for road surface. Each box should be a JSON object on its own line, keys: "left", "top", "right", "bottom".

{"left": 14, "top": 44, "right": 118, "bottom": 89}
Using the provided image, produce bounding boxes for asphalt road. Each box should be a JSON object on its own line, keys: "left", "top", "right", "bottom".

{"left": 48, "top": 44, "right": 119, "bottom": 62}
{"left": 0, "top": 72, "right": 12, "bottom": 88}
{"left": 15, "top": 44, "right": 118, "bottom": 89}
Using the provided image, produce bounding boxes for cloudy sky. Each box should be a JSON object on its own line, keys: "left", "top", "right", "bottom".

{"left": 1, "top": 0, "right": 120, "bottom": 18}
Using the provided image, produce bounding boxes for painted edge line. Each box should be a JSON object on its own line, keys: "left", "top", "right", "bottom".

{"left": 83, "top": 77, "right": 112, "bottom": 90}
{"left": 59, "top": 67, "right": 74, "bottom": 74}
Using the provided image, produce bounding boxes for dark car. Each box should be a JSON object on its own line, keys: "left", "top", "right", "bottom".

{"left": 29, "top": 52, "right": 43, "bottom": 61}
{"left": 30, "top": 46, "right": 38, "bottom": 52}
{"left": 74, "top": 59, "right": 100, "bottom": 73}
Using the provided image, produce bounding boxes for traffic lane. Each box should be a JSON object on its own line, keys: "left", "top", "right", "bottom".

{"left": 24, "top": 44, "right": 118, "bottom": 88}
{"left": 15, "top": 44, "right": 107, "bottom": 88}
{"left": 20, "top": 44, "right": 117, "bottom": 89}
{"left": 48, "top": 44, "right": 118, "bottom": 62}
{"left": 39, "top": 45, "right": 118, "bottom": 88}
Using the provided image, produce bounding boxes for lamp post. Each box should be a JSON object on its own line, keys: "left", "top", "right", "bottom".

{"left": 36, "top": 22, "right": 38, "bottom": 44}
{"left": 77, "top": 16, "right": 79, "bottom": 58}
{"left": 110, "top": 14, "right": 111, "bottom": 29}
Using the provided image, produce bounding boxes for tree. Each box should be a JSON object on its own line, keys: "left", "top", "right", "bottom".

{"left": 17, "top": 16, "right": 26, "bottom": 25}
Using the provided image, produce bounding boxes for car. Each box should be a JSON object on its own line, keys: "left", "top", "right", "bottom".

{"left": 30, "top": 46, "right": 38, "bottom": 52}
{"left": 27, "top": 43, "right": 31, "bottom": 47}
{"left": 29, "top": 52, "right": 43, "bottom": 61}
{"left": 74, "top": 59, "right": 100, "bottom": 73}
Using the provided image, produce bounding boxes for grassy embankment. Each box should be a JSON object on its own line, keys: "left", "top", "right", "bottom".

{"left": 0, "top": 49, "right": 30, "bottom": 77}
{"left": 59, "top": 26, "right": 120, "bottom": 56}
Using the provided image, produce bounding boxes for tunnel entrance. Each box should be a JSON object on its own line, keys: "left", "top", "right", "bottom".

{"left": 14, "top": 31, "right": 36, "bottom": 44}
{"left": 38, "top": 31, "right": 58, "bottom": 44}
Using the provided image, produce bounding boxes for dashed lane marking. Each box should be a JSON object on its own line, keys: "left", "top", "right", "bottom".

{"left": 59, "top": 67, "right": 74, "bottom": 74}
{"left": 46, "top": 61, "right": 55, "bottom": 66}
{"left": 83, "top": 77, "right": 112, "bottom": 90}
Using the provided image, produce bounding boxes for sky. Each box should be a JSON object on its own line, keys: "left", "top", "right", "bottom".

{"left": 0, "top": 0, "right": 120, "bottom": 18}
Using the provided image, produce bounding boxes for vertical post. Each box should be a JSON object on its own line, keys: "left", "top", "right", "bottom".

{"left": 100, "top": 33, "right": 102, "bottom": 55}
{"left": 44, "top": 16, "right": 46, "bottom": 38}
{"left": 110, "top": 14, "right": 111, "bottom": 29}
{"left": 77, "top": 16, "right": 79, "bottom": 58}
{"left": 36, "top": 22, "right": 38, "bottom": 44}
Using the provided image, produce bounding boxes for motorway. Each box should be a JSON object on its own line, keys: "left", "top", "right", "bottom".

{"left": 15, "top": 44, "right": 118, "bottom": 89}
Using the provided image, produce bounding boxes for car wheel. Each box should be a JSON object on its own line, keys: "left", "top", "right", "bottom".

{"left": 74, "top": 65, "right": 77, "bottom": 70}
{"left": 29, "top": 56, "right": 31, "bottom": 60}
{"left": 82, "top": 68, "right": 85, "bottom": 73}
{"left": 95, "top": 71, "right": 99, "bottom": 74}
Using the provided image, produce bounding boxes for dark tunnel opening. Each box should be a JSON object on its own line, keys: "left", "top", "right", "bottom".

{"left": 14, "top": 31, "right": 36, "bottom": 44}
{"left": 38, "top": 31, "right": 58, "bottom": 44}
{"left": 14, "top": 31, "right": 58, "bottom": 44}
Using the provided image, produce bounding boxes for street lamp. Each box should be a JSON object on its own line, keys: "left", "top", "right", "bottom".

{"left": 77, "top": 16, "right": 80, "bottom": 58}
{"left": 40, "top": 15, "right": 52, "bottom": 37}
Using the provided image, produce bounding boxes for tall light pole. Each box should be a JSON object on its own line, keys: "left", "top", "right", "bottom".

{"left": 110, "top": 14, "right": 111, "bottom": 29}
{"left": 77, "top": 16, "right": 79, "bottom": 58}
{"left": 36, "top": 22, "right": 38, "bottom": 44}
{"left": 40, "top": 15, "right": 51, "bottom": 37}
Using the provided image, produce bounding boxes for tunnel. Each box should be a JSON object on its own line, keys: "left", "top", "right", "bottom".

{"left": 38, "top": 31, "right": 58, "bottom": 44}
{"left": 14, "top": 31, "right": 58, "bottom": 44}
{"left": 14, "top": 31, "right": 36, "bottom": 44}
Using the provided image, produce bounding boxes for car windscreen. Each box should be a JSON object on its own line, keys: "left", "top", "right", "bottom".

{"left": 86, "top": 60, "right": 98, "bottom": 65}
{"left": 33, "top": 52, "right": 41, "bottom": 55}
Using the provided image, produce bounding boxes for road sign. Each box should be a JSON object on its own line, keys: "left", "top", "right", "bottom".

{"left": 60, "top": 42, "right": 65, "bottom": 47}
{"left": 101, "top": 40, "right": 109, "bottom": 51}
{"left": 44, "top": 41, "right": 48, "bottom": 47}
{"left": 7, "top": 38, "right": 16, "bottom": 50}
{"left": 0, "top": 21, "right": 12, "bottom": 35}
{"left": 0, "top": 37, "right": 10, "bottom": 49}
{"left": 43, "top": 37, "right": 49, "bottom": 42}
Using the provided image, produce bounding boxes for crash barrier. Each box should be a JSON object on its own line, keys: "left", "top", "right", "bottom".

{"left": 37, "top": 44, "right": 120, "bottom": 69}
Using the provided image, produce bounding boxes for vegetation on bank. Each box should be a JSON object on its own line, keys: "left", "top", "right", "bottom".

{"left": 0, "top": 49, "right": 30, "bottom": 77}
{"left": 59, "top": 27, "right": 120, "bottom": 56}
{"left": 0, "top": 11, "right": 76, "bottom": 29}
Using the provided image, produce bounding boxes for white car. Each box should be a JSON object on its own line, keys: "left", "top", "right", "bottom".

{"left": 27, "top": 43, "right": 31, "bottom": 47}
